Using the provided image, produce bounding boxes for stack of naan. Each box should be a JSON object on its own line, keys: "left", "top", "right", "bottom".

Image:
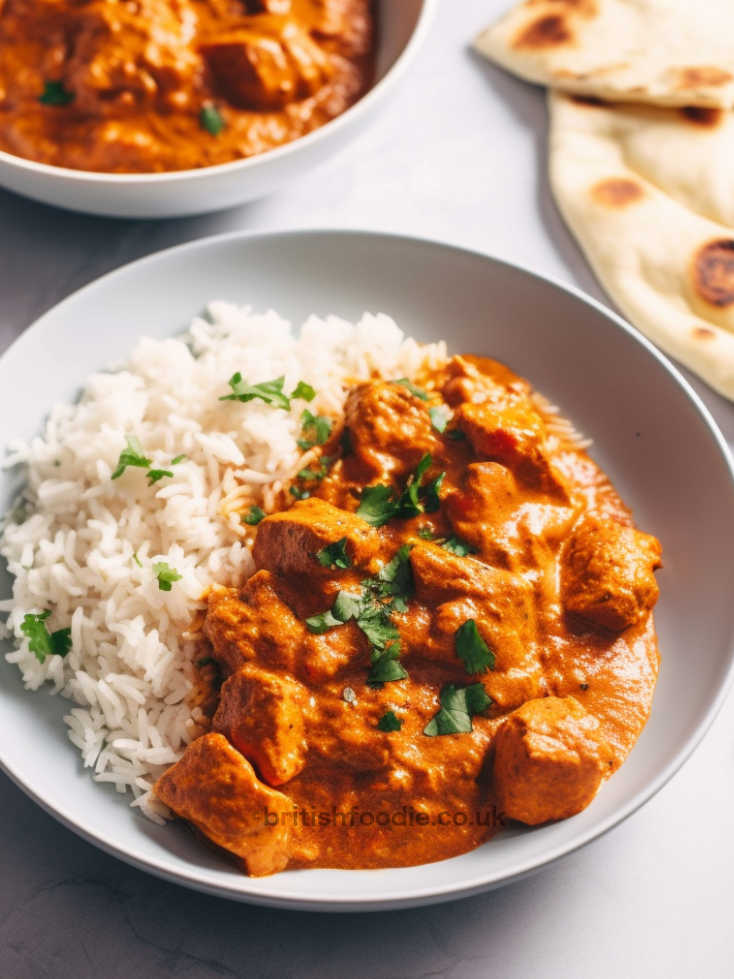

{"left": 475, "top": 0, "right": 734, "bottom": 399}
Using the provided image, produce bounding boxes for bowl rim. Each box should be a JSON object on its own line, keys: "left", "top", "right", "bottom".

{"left": 0, "top": 0, "right": 438, "bottom": 185}
{"left": 1, "top": 227, "right": 733, "bottom": 911}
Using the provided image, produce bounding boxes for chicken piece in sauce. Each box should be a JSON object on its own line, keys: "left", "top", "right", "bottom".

{"left": 156, "top": 355, "right": 662, "bottom": 875}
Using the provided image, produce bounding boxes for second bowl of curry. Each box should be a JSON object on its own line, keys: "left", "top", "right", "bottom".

{"left": 0, "top": 0, "right": 435, "bottom": 217}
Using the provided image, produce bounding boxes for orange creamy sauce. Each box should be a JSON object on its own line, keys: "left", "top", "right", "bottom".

{"left": 0, "top": 0, "right": 374, "bottom": 172}
{"left": 155, "top": 355, "right": 662, "bottom": 875}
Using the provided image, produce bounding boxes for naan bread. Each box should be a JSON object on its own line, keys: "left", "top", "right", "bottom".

{"left": 549, "top": 91, "right": 734, "bottom": 399}
{"left": 476, "top": 1, "right": 734, "bottom": 109}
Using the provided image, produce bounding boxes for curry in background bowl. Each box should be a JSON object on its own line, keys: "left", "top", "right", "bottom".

{"left": 0, "top": 0, "right": 375, "bottom": 173}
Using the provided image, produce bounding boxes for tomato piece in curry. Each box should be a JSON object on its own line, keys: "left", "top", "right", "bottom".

{"left": 0, "top": 0, "right": 375, "bottom": 172}
{"left": 155, "top": 355, "right": 662, "bottom": 875}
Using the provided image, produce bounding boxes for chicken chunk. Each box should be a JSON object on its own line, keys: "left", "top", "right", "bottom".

{"left": 344, "top": 380, "right": 438, "bottom": 477}
{"left": 204, "top": 574, "right": 306, "bottom": 675}
{"left": 66, "top": 0, "right": 199, "bottom": 115}
{"left": 155, "top": 733, "right": 292, "bottom": 876}
{"left": 213, "top": 666, "right": 307, "bottom": 786}
{"left": 253, "top": 498, "right": 377, "bottom": 577}
{"left": 562, "top": 515, "right": 662, "bottom": 632}
{"left": 409, "top": 543, "right": 542, "bottom": 707}
{"left": 493, "top": 697, "right": 613, "bottom": 825}
{"left": 455, "top": 399, "right": 568, "bottom": 497}
{"left": 201, "top": 21, "right": 332, "bottom": 110}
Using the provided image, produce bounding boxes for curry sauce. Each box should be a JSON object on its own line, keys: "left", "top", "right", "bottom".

{"left": 0, "top": 0, "right": 375, "bottom": 172}
{"left": 155, "top": 355, "right": 662, "bottom": 875}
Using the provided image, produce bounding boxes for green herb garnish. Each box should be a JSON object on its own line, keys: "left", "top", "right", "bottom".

{"left": 146, "top": 468, "right": 174, "bottom": 485}
{"left": 20, "top": 611, "right": 71, "bottom": 664}
{"left": 291, "top": 381, "right": 316, "bottom": 402}
{"left": 297, "top": 455, "right": 334, "bottom": 483}
{"left": 220, "top": 375, "right": 315, "bottom": 411}
{"left": 357, "top": 454, "right": 446, "bottom": 527}
{"left": 170, "top": 454, "right": 187, "bottom": 465}
{"left": 392, "top": 378, "right": 429, "bottom": 400}
{"left": 111, "top": 436, "right": 152, "bottom": 480}
{"left": 242, "top": 505, "right": 266, "bottom": 526}
{"left": 429, "top": 405, "right": 450, "bottom": 433}
{"left": 377, "top": 709, "right": 403, "bottom": 732}
{"left": 298, "top": 410, "right": 332, "bottom": 450}
{"left": 153, "top": 562, "right": 182, "bottom": 592}
{"left": 39, "top": 80, "right": 74, "bottom": 106}
{"left": 423, "top": 683, "right": 492, "bottom": 736}
{"left": 441, "top": 536, "right": 477, "bottom": 557}
{"left": 418, "top": 526, "right": 436, "bottom": 540}
{"left": 132, "top": 552, "right": 142, "bottom": 568}
{"left": 199, "top": 104, "right": 225, "bottom": 135}
{"left": 455, "top": 619, "right": 495, "bottom": 675}
{"left": 289, "top": 486, "right": 310, "bottom": 500}
{"left": 316, "top": 538, "right": 351, "bottom": 569}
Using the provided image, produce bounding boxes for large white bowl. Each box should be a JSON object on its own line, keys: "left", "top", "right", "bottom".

{"left": 0, "top": 2, "right": 435, "bottom": 219}
{"left": 1, "top": 230, "right": 733, "bottom": 911}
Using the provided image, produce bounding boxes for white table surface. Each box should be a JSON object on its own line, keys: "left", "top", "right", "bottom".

{"left": 1, "top": 2, "right": 733, "bottom": 977}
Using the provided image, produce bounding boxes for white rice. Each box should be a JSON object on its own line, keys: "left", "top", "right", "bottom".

{"left": 0, "top": 304, "right": 447, "bottom": 822}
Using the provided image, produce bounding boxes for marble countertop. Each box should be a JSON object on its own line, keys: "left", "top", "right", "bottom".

{"left": 1, "top": 2, "right": 732, "bottom": 976}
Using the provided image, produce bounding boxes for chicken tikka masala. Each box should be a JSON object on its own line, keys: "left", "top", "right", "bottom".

{"left": 155, "top": 354, "right": 662, "bottom": 876}
{"left": 0, "top": 0, "right": 374, "bottom": 172}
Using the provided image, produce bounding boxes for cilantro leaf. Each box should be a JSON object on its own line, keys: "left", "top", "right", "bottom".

{"left": 170, "top": 454, "right": 187, "bottom": 465}
{"left": 220, "top": 374, "right": 291, "bottom": 410}
{"left": 392, "top": 378, "right": 430, "bottom": 401}
{"left": 289, "top": 486, "right": 310, "bottom": 500}
{"left": 111, "top": 436, "right": 152, "bottom": 480}
{"left": 373, "top": 545, "right": 413, "bottom": 599}
{"left": 305, "top": 609, "right": 342, "bottom": 633}
{"left": 298, "top": 455, "right": 334, "bottom": 483}
{"left": 421, "top": 471, "right": 445, "bottom": 513}
{"left": 368, "top": 644, "right": 408, "bottom": 685}
{"left": 199, "top": 104, "right": 225, "bottom": 135}
{"left": 455, "top": 619, "right": 495, "bottom": 674}
{"left": 242, "top": 505, "right": 265, "bottom": 526}
{"left": 356, "top": 483, "right": 396, "bottom": 526}
{"left": 316, "top": 538, "right": 351, "bottom": 570}
{"left": 298, "top": 410, "right": 332, "bottom": 450}
{"left": 291, "top": 381, "right": 316, "bottom": 402}
{"left": 153, "top": 561, "right": 182, "bottom": 592}
{"left": 147, "top": 468, "right": 174, "bottom": 485}
{"left": 132, "top": 552, "right": 142, "bottom": 568}
{"left": 20, "top": 611, "right": 71, "bottom": 664}
{"left": 377, "top": 710, "right": 403, "bottom": 732}
{"left": 429, "top": 405, "right": 451, "bottom": 433}
{"left": 441, "top": 536, "right": 477, "bottom": 557}
{"left": 417, "top": 526, "right": 435, "bottom": 540}
{"left": 39, "top": 80, "right": 74, "bottom": 106}
{"left": 423, "top": 683, "right": 492, "bottom": 736}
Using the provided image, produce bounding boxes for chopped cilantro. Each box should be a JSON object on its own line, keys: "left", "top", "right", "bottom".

{"left": 291, "top": 381, "right": 316, "bottom": 402}
{"left": 305, "top": 609, "right": 342, "bottom": 633}
{"left": 242, "top": 505, "right": 266, "bottom": 526}
{"left": 441, "top": 536, "right": 477, "bottom": 557}
{"left": 417, "top": 526, "right": 436, "bottom": 540}
{"left": 153, "top": 561, "right": 182, "bottom": 592}
{"left": 132, "top": 552, "right": 142, "bottom": 568}
{"left": 20, "top": 611, "right": 71, "bottom": 664}
{"left": 39, "top": 80, "right": 74, "bottom": 106}
{"left": 170, "top": 454, "right": 187, "bottom": 465}
{"left": 297, "top": 455, "right": 334, "bottom": 483}
{"left": 199, "top": 104, "right": 225, "bottom": 135}
{"left": 111, "top": 436, "right": 152, "bottom": 480}
{"left": 377, "top": 710, "right": 403, "bottom": 732}
{"left": 289, "top": 486, "right": 310, "bottom": 500}
{"left": 371, "top": 545, "right": 413, "bottom": 599}
{"left": 392, "top": 378, "right": 430, "bottom": 400}
{"left": 455, "top": 619, "right": 495, "bottom": 674}
{"left": 316, "top": 538, "right": 351, "bottom": 569}
{"left": 220, "top": 374, "right": 290, "bottom": 410}
{"left": 423, "top": 683, "right": 492, "bottom": 736}
{"left": 357, "top": 454, "right": 446, "bottom": 527}
{"left": 368, "top": 644, "right": 408, "bottom": 686}
{"left": 298, "top": 410, "right": 333, "bottom": 450}
{"left": 429, "top": 405, "right": 451, "bottom": 433}
{"left": 146, "top": 468, "right": 174, "bottom": 485}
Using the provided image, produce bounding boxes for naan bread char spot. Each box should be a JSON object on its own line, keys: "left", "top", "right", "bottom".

{"left": 513, "top": 14, "right": 574, "bottom": 50}
{"left": 591, "top": 178, "right": 645, "bottom": 209}
{"left": 693, "top": 240, "right": 734, "bottom": 308}
{"left": 675, "top": 67, "right": 733, "bottom": 90}
{"left": 679, "top": 107, "right": 725, "bottom": 128}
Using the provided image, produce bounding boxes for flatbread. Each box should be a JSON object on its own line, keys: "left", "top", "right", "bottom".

{"left": 548, "top": 91, "right": 734, "bottom": 399}
{"left": 476, "top": 1, "right": 734, "bottom": 109}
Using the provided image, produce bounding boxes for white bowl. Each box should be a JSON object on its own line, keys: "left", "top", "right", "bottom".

{"left": 0, "top": 2, "right": 435, "bottom": 219}
{"left": 1, "top": 230, "right": 733, "bottom": 910}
